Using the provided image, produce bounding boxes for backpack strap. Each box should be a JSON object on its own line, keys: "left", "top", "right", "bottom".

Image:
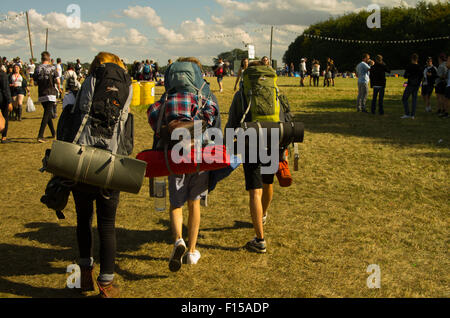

{"left": 240, "top": 90, "right": 252, "bottom": 124}
{"left": 155, "top": 94, "right": 176, "bottom": 176}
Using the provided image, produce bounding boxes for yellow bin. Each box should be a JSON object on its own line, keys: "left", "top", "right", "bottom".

{"left": 131, "top": 81, "right": 141, "bottom": 106}
{"left": 141, "top": 81, "right": 155, "bottom": 106}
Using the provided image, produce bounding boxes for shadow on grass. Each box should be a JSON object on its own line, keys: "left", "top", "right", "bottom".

{"left": 201, "top": 220, "right": 253, "bottom": 232}
{"left": 1, "top": 222, "right": 173, "bottom": 297}
{"left": 294, "top": 98, "right": 450, "bottom": 149}
{"left": 7, "top": 138, "right": 38, "bottom": 144}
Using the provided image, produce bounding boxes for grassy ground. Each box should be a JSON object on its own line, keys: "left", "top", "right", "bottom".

{"left": 0, "top": 76, "right": 448, "bottom": 298}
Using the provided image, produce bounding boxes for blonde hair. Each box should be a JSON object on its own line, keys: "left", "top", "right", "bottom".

{"left": 88, "top": 52, "right": 126, "bottom": 75}
{"left": 177, "top": 57, "right": 202, "bottom": 70}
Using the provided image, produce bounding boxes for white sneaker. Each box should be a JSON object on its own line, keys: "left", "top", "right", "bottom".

{"left": 169, "top": 239, "right": 187, "bottom": 272}
{"left": 400, "top": 115, "right": 411, "bottom": 119}
{"left": 411, "top": 116, "right": 415, "bottom": 119}
{"left": 184, "top": 250, "right": 201, "bottom": 265}
{"left": 262, "top": 215, "right": 267, "bottom": 225}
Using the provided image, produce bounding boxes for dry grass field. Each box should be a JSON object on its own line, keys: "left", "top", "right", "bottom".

{"left": 0, "top": 76, "right": 448, "bottom": 298}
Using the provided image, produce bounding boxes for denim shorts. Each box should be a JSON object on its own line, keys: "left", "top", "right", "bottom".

{"left": 168, "top": 172, "right": 209, "bottom": 208}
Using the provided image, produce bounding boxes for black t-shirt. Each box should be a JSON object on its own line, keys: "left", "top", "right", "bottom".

{"left": 404, "top": 63, "right": 422, "bottom": 87}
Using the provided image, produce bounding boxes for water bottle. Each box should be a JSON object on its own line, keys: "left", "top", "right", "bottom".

{"left": 154, "top": 177, "right": 166, "bottom": 212}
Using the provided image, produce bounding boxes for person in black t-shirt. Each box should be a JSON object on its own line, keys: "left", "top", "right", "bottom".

{"left": 421, "top": 57, "right": 438, "bottom": 112}
{"left": 401, "top": 53, "right": 422, "bottom": 119}
{"left": 369, "top": 55, "right": 390, "bottom": 115}
{"left": 33, "top": 51, "right": 62, "bottom": 143}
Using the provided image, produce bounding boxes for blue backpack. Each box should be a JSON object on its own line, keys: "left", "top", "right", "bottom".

{"left": 144, "top": 64, "right": 151, "bottom": 75}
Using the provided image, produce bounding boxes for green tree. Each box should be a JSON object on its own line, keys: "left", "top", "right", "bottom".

{"left": 283, "top": 1, "right": 450, "bottom": 72}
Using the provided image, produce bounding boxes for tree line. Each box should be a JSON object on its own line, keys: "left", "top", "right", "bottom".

{"left": 283, "top": 1, "right": 450, "bottom": 72}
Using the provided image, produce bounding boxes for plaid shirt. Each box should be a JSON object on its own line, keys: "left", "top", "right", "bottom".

{"left": 147, "top": 92, "right": 218, "bottom": 131}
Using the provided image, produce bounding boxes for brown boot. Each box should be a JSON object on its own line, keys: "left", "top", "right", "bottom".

{"left": 96, "top": 279, "right": 120, "bottom": 298}
{"left": 80, "top": 265, "right": 96, "bottom": 292}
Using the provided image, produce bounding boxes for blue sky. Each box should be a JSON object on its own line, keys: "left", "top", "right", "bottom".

{"left": 0, "top": 0, "right": 426, "bottom": 65}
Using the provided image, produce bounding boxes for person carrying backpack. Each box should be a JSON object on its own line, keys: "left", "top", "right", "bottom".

{"left": 33, "top": 51, "right": 62, "bottom": 143}
{"left": 143, "top": 59, "right": 152, "bottom": 81}
{"left": 58, "top": 52, "right": 133, "bottom": 298}
{"left": 225, "top": 60, "right": 284, "bottom": 253}
{"left": 147, "top": 57, "right": 220, "bottom": 272}
{"left": 62, "top": 64, "right": 81, "bottom": 110}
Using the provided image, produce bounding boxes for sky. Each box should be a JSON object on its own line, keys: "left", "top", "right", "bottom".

{"left": 0, "top": 0, "right": 432, "bottom": 66}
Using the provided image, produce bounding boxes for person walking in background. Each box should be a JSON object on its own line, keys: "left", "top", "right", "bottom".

{"left": 9, "top": 64, "right": 29, "bottom": 121}
{"left": 0, "top": 62, "right": 13, "bottom": 143}
{"left": 234, "top": 58, "right": 248, "bottom": 91}
{"left": 435, "top": 53, "right": 448, "bottom": 116}
{"left": 27, "top": 58, "right": 35, "bottom": 85}
{"left": 214, "top": 57, "right": 225, "bottom": 93}
{"left": 421, "top": 57, "right": 438, "bottom": 113}
{"left": 299, "top": 58, "right": 307, "bottom": 87}
{"left": 75, "top": 59, "right": 83, "bottom": 80}
{"left": 290, "top": 62, "right": 295, "bottom": 77}
{"left": 401, "top": 53, "right": 422, "bottom": 119}
{"left": 56, "top": 58, "right": 64, "bottom": 92}
{"left": 369, "top": 55, "right": 390, "bottom": 115}
{"left": 311, "top": 60, "right": 320, "bottom": 87}
{"left": 355, "top": 53, "right": 374, "bottom": 113}
{"left": 33, "top": 51, "right": 62, "bottom": 143}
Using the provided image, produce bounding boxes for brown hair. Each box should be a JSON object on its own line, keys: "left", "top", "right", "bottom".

{"left": 375, "top": 55, "right": 383, "bottom": 63}
{"left": 362, "top": 53, "right": 370, "bottom": 60}
{"left": 411, "top": 53, "right": 419, "bottom": 62}
{"left": 177, "top": 57, "right": 202, "bottom": 70}
{"left": 88, "top": 52, "right": 126, "bottom": 75}
{"left": 41, "top": 51, "right": 51, "bottom": 62}
{"left": 249, "top": 60, "right": 263, "bottom": 67}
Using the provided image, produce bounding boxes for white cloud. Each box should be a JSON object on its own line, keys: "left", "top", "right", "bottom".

{"left": 123, "top": 5, "right": 163, "bottom": 27}
{"left": 125, "top": 28, "right": 148, "bottom": 45}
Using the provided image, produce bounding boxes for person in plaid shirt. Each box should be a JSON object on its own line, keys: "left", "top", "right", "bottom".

{"left": 147, "top": 92, "right": 218, "bottom": 132}
{"left": 147, "top": 57, "right": 220, "bottom": 272}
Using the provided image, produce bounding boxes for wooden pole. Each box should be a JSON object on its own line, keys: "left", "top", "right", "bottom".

{"left": 45, "top": 28, "right": 48, "bottom": 51}
{"left": 269, "top": 26, "right": 274, "bottom": 65}
{"left": 26, "top": 11, "right": 34, "bottom": 60}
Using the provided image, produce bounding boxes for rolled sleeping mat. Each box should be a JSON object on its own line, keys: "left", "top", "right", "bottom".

{"left": 46, "top": 140, "right": 147, "bottom": 194}
{"left": 137, "top": 144, "right": 231, "bottom": 178}
{"left": 240, "top": 122, "right": 304, "bottom": 148}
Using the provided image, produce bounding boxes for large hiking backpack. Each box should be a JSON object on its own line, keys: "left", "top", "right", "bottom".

{"left": 60, "top": 62, "right": 134, "bottom": 156}
{"left": 241, "top": 65, "right": 280, "bottom": 123}
{"left": 164, "top": 62, "right": 212, "bottom": 99}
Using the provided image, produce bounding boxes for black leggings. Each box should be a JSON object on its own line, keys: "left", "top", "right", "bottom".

{"left": 72, "top": 189, "right": 120, "bottom": 275}
{"left": 38, "top": 101, "right": 56, "bottom": 139}
{"left": 1, "top": 106, "right": 8, "bottom": 138}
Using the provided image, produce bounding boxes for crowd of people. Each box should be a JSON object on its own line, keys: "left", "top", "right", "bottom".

{"left": 131, "top": 60, "right": 160, "bottom": 81}
{"left": 283, "top": 58, "right": 338, "bottom": 87}
{"left": 355, "top": 52, "right": 450, "bottom": 118}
